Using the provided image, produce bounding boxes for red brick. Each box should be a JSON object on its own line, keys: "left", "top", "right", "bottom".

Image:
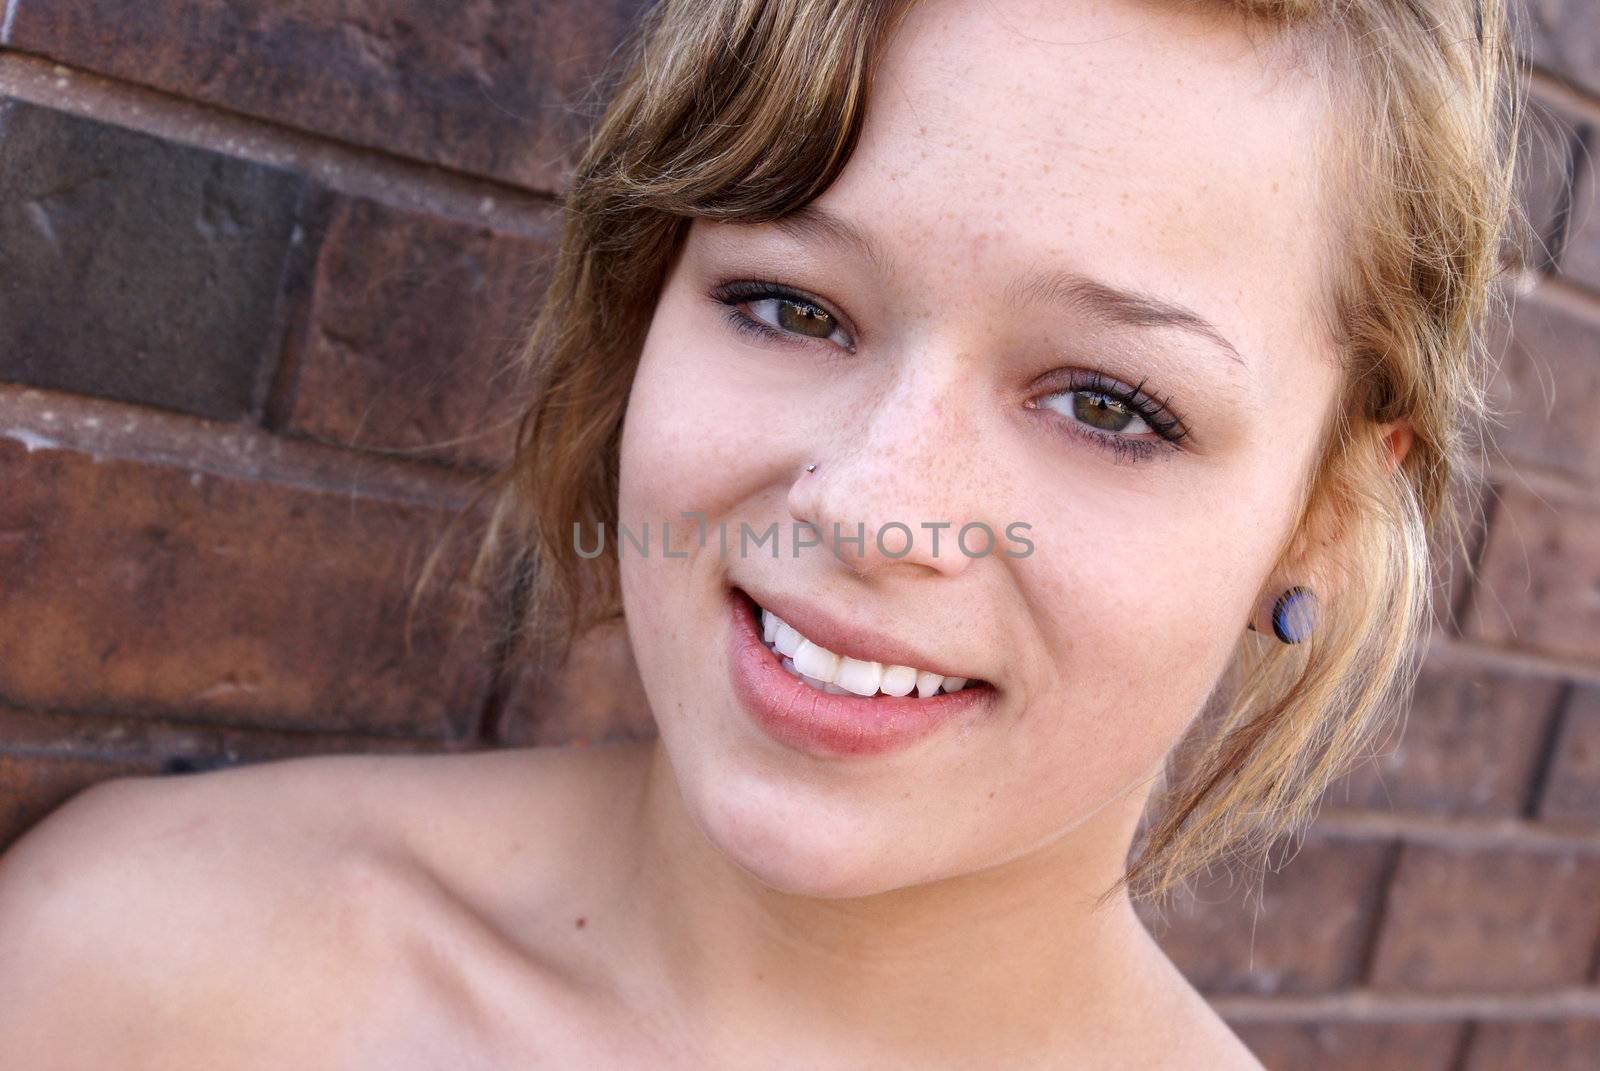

{"left": 0, "top": 436, "right": 495, "bottom": 737}
{"left": 1539, "top": 684, "right": 1600, "bottom": 824}
{"left": 1560, "top": 123, "right": 1600, "bottom": 292}
{"left": 494, "top": 617, "right": 656, "bottom": 747}
{"left": 1465, "top": 1019, "right": 1600, "bottom": 1070}
{"left": 1517, "top": 0, "right": 1600, "bottom": 101}
{"left": 1368, "top": 842, "right": 1600, "bottom": 992}
{"left": 0, "top": 705, "right": 218, "bottom": 768}
{"left": 1134, "top": 838, "right": 1392, "bottom": 996}
{"left": 0, "top": 753, "right": 161, "bottom": 851}
{"left": 283, "top": 197, "right": 553, "bottom": 468}
{"left": 1460, "top": 483, "right": 1600, "bottom": 665}
{"left": 6, "top": 0, "right": 651, "bottom": 191}
{"left": 1229, "top": 1021, "right": 1464, "bottom": 1071}
{"left": 0, "top": 704, "right": 454, "bottom": 769}
{"left": 0, "top": 98, "right": 309, "bottom": 421}
{"left": 1483, "top": 296, "right": 1600, "bottom": 482}
{"left": 1511, "top": 92, "right": 1584, "bottom": 274}
{"left": 1322, "top": 661, "right": 1561, "bottom": 818}
{"left": 199, "top": 724, "right": 464, "bottom": 769}
{"left": 1432, "top": 478, "right": 1495, "bottom": 637}
{"left": 0, "top": 701, "right": 468, "bottom": 851}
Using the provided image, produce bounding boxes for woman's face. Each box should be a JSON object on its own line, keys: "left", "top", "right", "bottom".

{"left": 617, "top": 0, "right": 1342, "bottom": 898}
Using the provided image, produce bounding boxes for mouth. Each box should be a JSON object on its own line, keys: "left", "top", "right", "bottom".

{"left": 725, "top": 585, "right": 999, "bottom": 758}
{"left": 735, "top": 586, "right": 993, "bottom": 697}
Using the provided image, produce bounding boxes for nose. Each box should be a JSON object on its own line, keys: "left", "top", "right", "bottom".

{"left": 786, "top": 363, "right": 1000, "bottom": 580}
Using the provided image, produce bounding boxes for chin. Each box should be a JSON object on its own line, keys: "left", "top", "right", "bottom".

{"left": 681, "top": 762, "right": 951, "bottom": 900}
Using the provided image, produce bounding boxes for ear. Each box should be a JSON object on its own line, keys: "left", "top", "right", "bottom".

{"left": 1378, "top": 418, "right": 1414, "bottom": 475}
{"left": 1249, "top": 418, "right": 1414, "bottom": 638}
{"left": 1306, "top": 417, "right": 1414, "bottom": 591}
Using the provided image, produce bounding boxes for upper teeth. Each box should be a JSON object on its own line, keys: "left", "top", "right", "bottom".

{"left": 760, "top": 606, "right": 972, "bottom": 698}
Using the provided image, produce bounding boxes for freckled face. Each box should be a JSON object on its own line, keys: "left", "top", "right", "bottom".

{"left": 616, "top": 0, "right": 1342, "bottom": 897}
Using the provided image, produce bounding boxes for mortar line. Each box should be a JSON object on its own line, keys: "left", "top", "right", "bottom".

{"left": 0, "top": 384, "right": 488, "bottom": 512}
{"left": 1211, "top": 986, "right": 1600, "bottom": 1023}
{"left": 1522, "top": 682, "right": 1575, "bottom": 819}
{"left": 0, "top": 50, "right": 561, "bottom": 239}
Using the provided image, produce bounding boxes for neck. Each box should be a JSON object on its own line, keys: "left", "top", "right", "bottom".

{"left": 624, "top": 742, "right": 1170, "bottom": 1065}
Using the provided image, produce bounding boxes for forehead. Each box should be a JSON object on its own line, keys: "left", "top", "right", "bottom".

{"left": 807, "top": 0, "right": 1338, "bottom": 367}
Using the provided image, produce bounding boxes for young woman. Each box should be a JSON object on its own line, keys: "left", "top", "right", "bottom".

{"left": 0, "top": 0, "right": 1525, "bottom": 1066}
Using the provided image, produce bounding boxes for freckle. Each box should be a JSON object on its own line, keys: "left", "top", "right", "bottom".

{"left": 575, "top": 917, "right": 587, "bottom": 929}
{"left": 988, "top": 791, "right": 996, "bottom": 800}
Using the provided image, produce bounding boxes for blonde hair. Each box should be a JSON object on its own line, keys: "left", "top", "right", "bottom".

{"left": 415, "top": 0, "right": 1531, "bottom": 908}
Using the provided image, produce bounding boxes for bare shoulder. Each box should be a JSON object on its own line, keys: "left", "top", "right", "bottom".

{"left": 0, "top": 744, "right": 648, "bottom": 1069}
{"left": 0, "top": 753, "right": 392, "bottom": 1067}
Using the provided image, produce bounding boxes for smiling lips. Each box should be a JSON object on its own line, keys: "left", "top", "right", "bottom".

{"left": 725, "top": 586, "right": 999, "bottom": 758}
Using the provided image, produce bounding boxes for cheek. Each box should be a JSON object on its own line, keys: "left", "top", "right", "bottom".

{"left": 997, "top": 501, "right": 1270, "bottom": 800}
{"left": 618, "top": 311, "right": 779, "bottom": 528}
{"left": 616, "top": 312, "right": 788, "bottom": 736}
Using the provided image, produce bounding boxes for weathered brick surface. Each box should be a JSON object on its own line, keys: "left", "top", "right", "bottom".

{"left": 1230, "top": 1021, "right": 1465, "bottom": 1071}
{"left": 1461, "top": 483, "right": 1600, "bottom": 664}
{"left": 0, "top": 753, "right": 161, "bottom": 851}
{"left": 0, "top": 436, "right": 494, "bottom": 737}
{"left": 1464, "top": 1018, "right": 1600, "bottom": 1069}
{"left": 1322, "top": 661, "right": 1561, "bottom": 817}
{"left": 1483, "top": 294, "right": 1600, "bottom": 482}
{"left": 5, "top": 0, "right": 651, "bottom": 191}
{"left": 0, "top": 704, "right": 455, "bottom": 771}
{"left": 1559, "top": 123, "right": 1600, "bottom": 291}
{"left": 0, "top": 705, "right": 229, "bottom": 774}
{"left": 0, "top": 709, "right": 468, "bottom": 852}
{"left": 1431, "top": 477, "right": 1496, "bottom": 636}
{"left": 494, "top": 618, "right": 656, "bottom": 748}
{"left": 1539, "top": 684, "right": 1600, "bottom": 823}
{"left": 1135, "top": 839, "right": 1392, "bottom": 996}
{"left": 1518, "top": 0, "right": 1600, "bottom": 100}
{"left": 282, "top": 196, "right": 553, "bottom": 468}
{"left": 0, "top": 98, "right": 309, "bottom": 421}
{"left": 1514, "top": 92, "right": 1584, "bottom": 274}
{"left": 1368, "top": 842, "right": 1600, "bottom": 992}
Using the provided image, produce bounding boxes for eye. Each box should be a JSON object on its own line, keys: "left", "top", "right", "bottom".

{"left": 710, "top": 280, "right": 855, "bottom": 351}
{"left": 1061, "top": 391, "right": 1153, "bottom": 436}
{"left": 750, "top": 296, "right": 838, "bottom": 339}
{"left": 1026, "top": 369, "right": 1190, "bottom": 465}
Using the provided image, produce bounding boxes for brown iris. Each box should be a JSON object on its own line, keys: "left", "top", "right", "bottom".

{"left": 1072, "top": 392, "right": 1136, "bottom": 433}
{"left": 773, "top": 299, "right": 836, "bottom": 338}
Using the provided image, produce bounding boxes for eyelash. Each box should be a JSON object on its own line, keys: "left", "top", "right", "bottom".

{"left": 711, "top": 280, "right": 856, "bottom": 354}
{"left": 709, "top": 280, "right": 1191, "bottom": 465}
{"left": 1030, "top": 370, "right": 1190, "bottom": 465}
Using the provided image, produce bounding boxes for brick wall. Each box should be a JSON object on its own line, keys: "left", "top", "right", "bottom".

{"left": 1, "top": 3, "right": 1597, "bottom": 1066}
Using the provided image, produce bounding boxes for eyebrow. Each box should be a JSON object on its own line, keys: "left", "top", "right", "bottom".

{"left": 768, "top": 203, "right": 1247, "bottom": 369}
